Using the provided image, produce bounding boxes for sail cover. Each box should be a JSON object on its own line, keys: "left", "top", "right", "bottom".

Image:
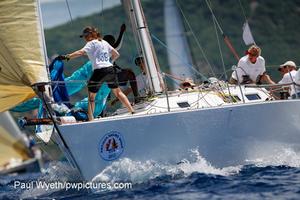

{"left": 0, "top": 0, "right": 49, "bottom": 112}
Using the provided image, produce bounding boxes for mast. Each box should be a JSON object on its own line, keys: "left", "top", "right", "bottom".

{"left": 123, "top": 0, "right": 164, "bottom": 94}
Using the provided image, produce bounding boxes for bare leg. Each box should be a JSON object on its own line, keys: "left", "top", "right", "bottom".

{"left": 88, "top": 92, "right": 96, "bottom": 121}
{"left": 112, "top": 88, "right": 134, "bottom": 113}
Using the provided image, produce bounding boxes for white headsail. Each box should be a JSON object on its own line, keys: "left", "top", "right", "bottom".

{"left": 242, "top": 21, "right": 256, "bottom": 45}
{"left": 0, "top": 0, "right": 49, "bottom": 112}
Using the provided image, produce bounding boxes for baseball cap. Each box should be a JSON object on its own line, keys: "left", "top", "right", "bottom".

{"left": 278, "top": 60, "right": 297, "bottom": 71}
{"left": 79, "top": 26, "right": 96, "bottom": 38}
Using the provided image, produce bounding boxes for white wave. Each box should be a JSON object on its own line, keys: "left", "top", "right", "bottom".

{"left": 20, "top": 161, "right": 79, "bottom": 199}
{"left": 177, "top": 149, "right": 241, "bottom": 176}
{"left": 92, "top": 149, "right": 241, "bottom": 189}
{"left": 246, "top": 146, "right": 300, "bottom": 167}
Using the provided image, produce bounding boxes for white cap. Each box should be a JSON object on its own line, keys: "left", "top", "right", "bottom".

{"left": 279, "top": 61, "right": 297, "bottom": 68}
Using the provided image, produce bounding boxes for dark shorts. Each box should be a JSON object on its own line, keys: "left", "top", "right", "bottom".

{"left": 117, "top": 68, "right": 135, "bottom": 86}
{"left": 88, "top": 66, "right": 118, "bottom": 93}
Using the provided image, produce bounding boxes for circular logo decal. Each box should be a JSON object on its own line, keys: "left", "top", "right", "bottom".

{"left": 99, "top": 131, "right": 125, "bottom": 161}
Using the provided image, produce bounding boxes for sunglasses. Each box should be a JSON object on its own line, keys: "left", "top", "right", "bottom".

{"left": 80, "top": 32, "right": 92, "bottom": 38}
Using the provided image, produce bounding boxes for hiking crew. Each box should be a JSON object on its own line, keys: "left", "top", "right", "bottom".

{"left": 62, "top": 26, "right": 134, "bottom": 120}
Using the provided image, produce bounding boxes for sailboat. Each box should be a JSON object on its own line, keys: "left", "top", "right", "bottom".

{"left": 56, "top": 0, "right": 300, "bottom": 180}
{"left": 1, "top": 0, "right": 300, "bottom": 181}
{"left": 0, "top": 112, "right": 42, "bottom": 175}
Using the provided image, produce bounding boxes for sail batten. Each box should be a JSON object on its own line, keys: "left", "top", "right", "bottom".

{"left": 0, "top": 0, "right": 49, "bottom": 112}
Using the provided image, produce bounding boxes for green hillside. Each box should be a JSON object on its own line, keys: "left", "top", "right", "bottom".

{"left": 45, "top": 0, "right": 300, "bottom": 87}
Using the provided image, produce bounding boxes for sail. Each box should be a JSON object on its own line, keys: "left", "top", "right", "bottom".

{"left": 0, "top": 0, "right": 49, "bottom": 112}
{"left": 0, "top": 112, "right": 29, "bottom": 169}
{"left": 242, "top": 21, "right": 255, "bottom": 45}
{"left": 164, "top": 0, "right": 194, "bottom": 85}
{"left": 0, "top": 127, "right": 29, "bottom": 168}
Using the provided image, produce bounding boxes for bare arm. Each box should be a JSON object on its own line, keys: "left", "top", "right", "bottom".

{"left": 114, "top": 24, "right": 126, "bottom": 50}
{"left": 260, "top": 73, "right": 275, "bottom": 84}
{"left": 67, "top": 49, "right": 86, "bottom": 60}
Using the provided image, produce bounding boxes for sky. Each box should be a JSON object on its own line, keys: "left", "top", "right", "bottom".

{"left": 40, "top": 0, "right": 121, "bottom": 28}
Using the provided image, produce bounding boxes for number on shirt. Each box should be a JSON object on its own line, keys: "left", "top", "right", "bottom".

{"left": 97, "top": 52, "right": 109, "bottom": 62}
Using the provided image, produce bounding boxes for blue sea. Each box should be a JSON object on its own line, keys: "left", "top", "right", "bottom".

{"left": 1, "top": 149, "right": 300, "bottom": 199}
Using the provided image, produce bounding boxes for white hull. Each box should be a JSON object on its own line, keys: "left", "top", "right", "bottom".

{"left": 59, "top": 99, "right": 300, "bottom": 180}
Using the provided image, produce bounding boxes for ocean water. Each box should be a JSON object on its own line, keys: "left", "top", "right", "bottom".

{"left": 1, "top": 149, "right": 300, "bottom": 199}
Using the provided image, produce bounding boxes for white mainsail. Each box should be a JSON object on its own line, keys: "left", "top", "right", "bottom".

{"left": 0, "top": 0, "right": 49, "bottom": 112}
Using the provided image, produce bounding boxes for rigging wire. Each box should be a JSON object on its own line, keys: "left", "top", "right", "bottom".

{"left": 238, "top": 0, "right": 248, "bottom": 22}
{"left": 38, "top": 86, "right": 83, "bottom": 178}
{"left": 100, "top": 0, "right": 104, "bottom": 31}
{"left": 151, "top": 33, "right": 208, "bottom": 81}
{"left": 123, "top": 24, "right": 139, "bottom": 65}
{"left": 238, "top": 0, "right": 256, "bottom": 45}
{"left": 204, "top": 0, "right": 223, "bottom": 35}
{"left": 209, "top": 0, "right": 227, "bottom": 80}
{"left": 204, "top": 0, "right": 240, "bottom": 61}
{"left": 65, "top": 0, "right": 73, "bottom": 24}
{"left": 175, "top": 0, "right": 216, "bottom": 78}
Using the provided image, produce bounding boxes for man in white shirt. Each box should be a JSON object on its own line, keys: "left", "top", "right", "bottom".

{"left": 277, "top": 61, "right": 298, "bottom": 98}
{"left": 230, "top": 45, "right": 274, "bottom": 85}
{"left": 293, "top": 69, "right": 300, "bottom": 99}
{"left": 134, "top": 56, "right": 149, "bottom": 97}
